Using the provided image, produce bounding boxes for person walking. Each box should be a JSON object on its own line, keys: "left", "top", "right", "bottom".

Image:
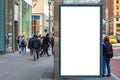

{"left": 17, "top": 35, "right": 21, "bottom": 53}
{"left": 20, "top": 35, "right": 26, "bottom": 54}
{"left": 28, "top": 36, "right": 34, "bottom": 55}
{"left": 38, "top": 34, "right": 42, "bottom": 43}
{"left": 39, "top": 36, "right": 45, "bottom": 56}
{"left": 32, "top": 35, "right": 41, "bottom": 60}
{"left": 102, "top": 36, "right": 113, "bottom": 77}
{"left": 40, "top": 33, "right": 51, "bottom": 57}
{"left": 51, "top": 33, "right": 54, "bottom": 55}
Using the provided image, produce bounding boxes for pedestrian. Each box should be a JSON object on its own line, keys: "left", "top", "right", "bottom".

{"left": 38, "top": 34, "right": 42, "bottom": 43}
{"left": 20, "top": 35, "right": 26, "bottom": 54}
{"left": 17, "top": 35, "right": 21, "bottom": 53}
{"left": 28, "top": 36, "right": 34, "bottom": 55}
{"left": 41, "top": 36, "right": 45, "bottom": 45}
{"left": 32, "top": 35, "right": 41, "bottom": 59}
{"left": 39, "top": 36, "right": 45, "bottom": 56}
{"left": 51, "top": 33, "right": 54, "bottom": 55}
{"left": 40, "top": 33, "right": 51, "bottom": 57}
{"left": 102, "top": 36, "right": 113, "bottom": 77}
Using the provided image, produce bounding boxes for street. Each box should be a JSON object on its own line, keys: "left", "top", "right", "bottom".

{"left": 111, "top": 43, "right": 120, "bottom": 80}
{"left": 0, "top": 43, "right": 120, "bottom": 80}
{"left": 0, "top": 52, "right": 54, "bottom": 80}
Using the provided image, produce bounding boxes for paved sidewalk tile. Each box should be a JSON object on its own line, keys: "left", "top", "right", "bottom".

{"left": 0, "top": 52, "right": 54, "bottom": 80}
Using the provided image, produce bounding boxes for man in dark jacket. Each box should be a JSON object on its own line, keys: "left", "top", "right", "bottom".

{"left": 28, "top": 36, "right": 34, "bottom": 55}
{"left": 32, "top": 35, "right": 41, "bottom": 59}
{"left": 40, "top": 33, "right": 51, "bottom": 57}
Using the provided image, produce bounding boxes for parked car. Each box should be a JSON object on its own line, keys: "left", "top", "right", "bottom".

{"left": 109, "top": 36, "right": 117, "bottom": 44}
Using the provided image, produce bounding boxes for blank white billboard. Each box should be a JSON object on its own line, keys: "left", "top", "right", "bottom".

{"left": 59, "top": 5, "right": 101, "bottom": 77}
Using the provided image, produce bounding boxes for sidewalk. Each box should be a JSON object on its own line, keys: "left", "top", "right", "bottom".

{"left": 0, "top": 52, "right": 119, "bottom": 80}
{"left": 111, "top": 58, "right": 120, "bottom": 80}
{"left": 0, "top": 52, "right": 54, "bottom": 80}
{"left": 111, "top": 44, "right": 120, "bottom": 80}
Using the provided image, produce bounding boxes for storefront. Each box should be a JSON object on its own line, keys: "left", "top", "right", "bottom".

{"left": 32, "top": 15, "right": 40, "bottom": 35}
{"left": 0, "top": 0, "right": 32, "bottom": 53}
{"left": 18, "top": 0, "right": 32, "bottom": 38}
{"left": 0, "top": 0, "right": 6, "bottom": 53}
{"left": 5, "top": 0, "right": 14, "bottom": 52}
{"left": 0, "top": 0, "right": 15, "bottom": 53}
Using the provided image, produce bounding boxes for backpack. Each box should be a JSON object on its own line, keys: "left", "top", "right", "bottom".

{"left": 105, "top": 43, "right": 113, "bottom": 58}
{"left": 21, "top": 39, "right": 25, "bottom": 46}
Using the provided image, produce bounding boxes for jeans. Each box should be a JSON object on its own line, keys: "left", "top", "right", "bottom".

{"left": 21, "top": 46, "right": 25, "bottom": 53}
{"left": 33, "top": 48, "right": 40, "bottom": 59}
{"left": 17, "top": 44, "right": 20, "bottom": 52}
{"left": 103, "top": 56, "right": 111, "bottom": 75}
{"left": 40, "top": 45, "right": 49, "bottom": 56}
{"left": 30, "top": 48, "right": 33, "bottom": 55}
{"left": 51, "top": 46, "right": 54, "bottom": 55}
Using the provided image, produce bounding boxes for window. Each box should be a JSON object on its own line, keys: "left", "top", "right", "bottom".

{"left": 117, "top": 0, "right": 119, "bottom": 3}
{"left": 19, "top": 0, "right": 32, "bottom": 37}
{"left": 117, "top": 24, "right": 120, "bottom": 27}
{"left": 5, "top": 0, "right": 13, "bottom": 50}
{"left": 117, "top": 12, "right": 119, "bottom": 16}
{"left": 116, "top": 5, "right": 119, "bottom": 9}
{"left": 32, "top": 15, "right": 40, "bottom": 35}
{"left": 116, "top": 18, "right": 119, "bottom": 21}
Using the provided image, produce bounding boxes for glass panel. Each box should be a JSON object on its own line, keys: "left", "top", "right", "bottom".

{"left": 32, "top": 15, "right": 40, "bottom": 35}
{"left": 18, "top": 0, "right": 32, "bottom": 38}
{"left": 28, "top": 6, "right": 32, "bottom": 37}
{"left": 5, "top": 0, "right": 13, "bottom": 51}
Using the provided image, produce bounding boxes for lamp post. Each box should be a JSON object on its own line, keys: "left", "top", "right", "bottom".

{"left": 104, "top": 18, "right": 111, "bottom": 35}
{"left": 109, "top": 20, "right": 111, "bottom": 35}
{"left": 108, "top": 19, "right": 111, "bottom": 35}
{"left": 48, "top": 0, "right": 51, "bottom": 34}
{"left": 107, "top": 19, "right": 111, "bottom": 35}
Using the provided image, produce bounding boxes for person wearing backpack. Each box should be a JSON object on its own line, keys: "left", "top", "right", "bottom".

{"left": 20, "top": 35, "right": 26, "bottom": 54}
{"left": 102, "top": 36, "right": 113, "bottom": 77}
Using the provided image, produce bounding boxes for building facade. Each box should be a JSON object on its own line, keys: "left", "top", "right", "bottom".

{"left": 0, "top": 0, "right": 32, "bottom": 54}
{"left": 101, "top": 0, "right": 120, "bottom": 36}
{"left": 0, "top": 0, "right": 17, "bottom": 53}
{"left": 18, "top": 0, "right": 32, "bottom": 38}
{"left": 32, "top": 0, "right": 54, "bottom": 36}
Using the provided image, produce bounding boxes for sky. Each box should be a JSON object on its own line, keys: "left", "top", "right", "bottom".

{"left": 24, "top": 0, "right": 32, "bottom": 5}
